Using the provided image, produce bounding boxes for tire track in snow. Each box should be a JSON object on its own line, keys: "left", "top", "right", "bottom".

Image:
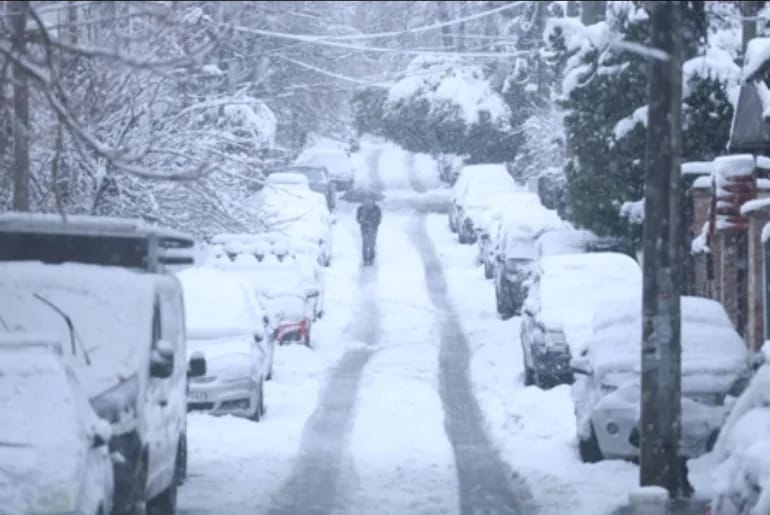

{"left": 405, "top": 152, "right": 426, "bottom": 193}
{"left": 266, "top": 153, "right": 382, "bottom": 515}
{"left": 408, "top": 214, "right": 528, "bottom": 515}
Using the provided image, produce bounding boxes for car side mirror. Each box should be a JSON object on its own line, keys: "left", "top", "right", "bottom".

{"left": 150, "top": 339, "right": 174, "bottom": 379}
{"left": 188, "top": 352, "right": 207, "bottom": 378}
{"left": 570, "top": 356, "right": 592, "bottom": 376}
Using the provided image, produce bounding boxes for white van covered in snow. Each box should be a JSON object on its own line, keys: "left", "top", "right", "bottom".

{"left": 0, "top": 262, "right": 204, "bottom": 515}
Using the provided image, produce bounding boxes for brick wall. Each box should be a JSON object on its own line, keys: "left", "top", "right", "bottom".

{"left": 745, "top": 191, "right": 770, "bottom": 351}
{"left": 718, "top": 232, "right": 743, "bottom": 333}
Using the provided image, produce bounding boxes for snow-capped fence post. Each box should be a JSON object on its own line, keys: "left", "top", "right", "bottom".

{"left": 640, "top": 0, "right": 686, "bottom": 499}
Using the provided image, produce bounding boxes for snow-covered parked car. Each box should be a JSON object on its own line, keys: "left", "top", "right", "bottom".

{"left": 256, "top": 175, "right": 334, "bottom": 267}
{"left": 217, "top": 250, "right": 317, "bottom": 347}
{"left": 708, "top": 343, "right": 770, "bottom": 515}
{"left": 534, "top": 228, "right": 599, "bottom": 260}
{"left": 0, "top": 262, "right": 199, "bottom": 515}
{"left": 268, "top": 165, "right": 336, "bottom": 211}
{"left": 458, "top": 190, "right": 534, "bottom": 246}
{"left": 476, "top": 192, "right": 547, "bottom": 279}
{"left": 177, "top": 267, "right": 273, "bottom": 421}
{"left": 571, "top": 296, "right": 750, "bottom": 464}
{"left": 294, "top": 145, "right": 355, "bottom": 191}
{"left": 0, "top": 333, "right": 114, "bottom": 515}
{"left": 493, "top": 209, "right": 565, "bottom": 317}
{"left": 212, "top": 233, "right": 325, "bottom": 322}
{"left": 520, "top": 252, "right": 641, "bottom": 388}
{"left": 449, "top": 163, "right": 519, "bottom": 236}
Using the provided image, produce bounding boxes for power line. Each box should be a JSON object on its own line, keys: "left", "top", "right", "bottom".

{"left": 226, "top": 22, "right": 528, "bottom": 58}
{"left": 319, "top": 1, "right": 525, "bottom": 42}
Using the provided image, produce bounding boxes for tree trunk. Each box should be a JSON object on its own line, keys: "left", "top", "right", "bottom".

{"left": 11, "top": 0, "right": 30, "bottom": 212}
{"left": 741, "top": 1, "right": 765, "bottom": 55}
{"left": 640, "top": 0, "right": 684, "bottom": 498}
{"left": 580, "top": 0, "right": 605, "bottom": 24}
{"left": 456, "top": 2, "right": 466, "bottom": 52}
{"left": 436, "top": 2, "right": 453, "bottom": 49}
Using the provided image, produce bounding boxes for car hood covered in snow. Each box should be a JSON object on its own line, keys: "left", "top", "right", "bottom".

{"left": 590, "top": 296, "right": 748, "bottom": 391}
{"left": 0, "top": 262, "right": 155, "bottom": 396}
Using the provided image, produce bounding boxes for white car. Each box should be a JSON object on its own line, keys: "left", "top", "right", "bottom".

{"left": 295, "top": 146, "right": 355, "bottom": 191}
{"left": 476, "top": 193, "right": 544, "bottom": 278}
{"left": 449, "top": 163, "right": 518, "bottom": 236}
{"left": 256, "top": 183, "right": 334, "bottom": 267}
{"left": 520, "top": 252, "right": 642, "bottom": 388}
{"left": 708, "top": 344, "right": 770, "bottom": 515}
{"left": 177, "top": 267, "right": 273, "bottom": 421}
{"left": 571, "top": 296, "right": 750, "bottom": 463}
{"left": 211, "top": 233, "right": 325, "bottom": 323}
{"left": 0, "top": 334, "right": 114, "bottom": 515}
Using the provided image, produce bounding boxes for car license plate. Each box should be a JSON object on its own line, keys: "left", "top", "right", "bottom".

{"left": 189, "top": 391, "right": 207, "bottom": 402}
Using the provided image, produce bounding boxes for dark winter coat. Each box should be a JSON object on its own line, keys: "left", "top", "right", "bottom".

{"left": 356, "top": 204, "right": 382, "bottom": 232}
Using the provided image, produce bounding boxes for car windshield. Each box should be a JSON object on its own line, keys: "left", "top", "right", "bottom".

{"left": 0, "top": 351, "right": 78, "bottom": 446}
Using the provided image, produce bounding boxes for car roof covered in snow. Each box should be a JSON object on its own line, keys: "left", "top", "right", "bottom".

{"left": 176, "top": 267, "right": 260, "bottom": 339}
{"left": 0, "top": 212, "right": 192, "bottom": 240}
{"left": 536, "top": 228, "right": 597, "bottom": 259}
{"left": 0, "top": 262, "right": 157, "bottom": 395}
{"left": 534, "top": 252, "right": 641, "bottom": 352}
{"left": 265, "top": 172, "right": 310, "bottom": 187}
{"left": 590, "top": 296, "right": 747, "bottom": 385}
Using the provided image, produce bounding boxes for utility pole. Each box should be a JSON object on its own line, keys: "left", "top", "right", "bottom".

{"left": 640, "top": 1, "right": 684, "bottom": 498}
{"left": 11, "top": 0, "right": 30, "bottom": 212}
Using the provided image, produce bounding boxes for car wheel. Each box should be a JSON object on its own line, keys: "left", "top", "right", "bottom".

{"left": 524, "top": 365, "right": 535, "bottom": 386}
{"left": 250, "top": 380, "right": 264, "bottom": 422}
{"left": 484, "top": 261, "right": 494, "bottom": 280}
{"left": 578, "top": 425, "right": 603, "bottom": 463}
{"left": 498, "top": 283, "right": 514, "bottom": 319}
{"left": 175, "top": 434, "right": 187, "bottom": 486}
{"left": 146, "top": 449, "right": 178, "bottom": 515}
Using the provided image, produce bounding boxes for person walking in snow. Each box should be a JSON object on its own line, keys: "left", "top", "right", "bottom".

{"left": 356, "top": 197, "right": 382, "bottom": 266}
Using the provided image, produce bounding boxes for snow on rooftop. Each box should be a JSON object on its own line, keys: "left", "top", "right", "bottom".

{"left": 740, "top": 197, "right": 770, "bottom": 215}
{"left": 743, "top": 37, "right": 770, "bottom": 81}
{"left": 682, "top": 161, "right": 714, "bottom": 176}
{"left": 714, "top": 154, "right": 755, "bottom": 180}
{"left": 757, "top": 155, "right": 770, "bottom": 170}
{"left": 693, "top": 175, "right": 713, "bottom": 189}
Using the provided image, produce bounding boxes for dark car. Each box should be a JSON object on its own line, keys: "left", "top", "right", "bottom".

{"left": 267, "top": 165, "right": 336, "bottom": 211}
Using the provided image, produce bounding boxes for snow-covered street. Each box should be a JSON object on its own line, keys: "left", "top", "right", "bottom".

{"left": 174, "top": 141, "right": 651, "bottom": 515}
